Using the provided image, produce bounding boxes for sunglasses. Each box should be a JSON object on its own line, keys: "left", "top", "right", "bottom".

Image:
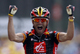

{"left": 33, "top": 18, "right": 48, "bottom": 22}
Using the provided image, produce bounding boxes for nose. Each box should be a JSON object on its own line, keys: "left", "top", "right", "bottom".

{"left": 38, "top": 19, "right": 42, "bottom": 24}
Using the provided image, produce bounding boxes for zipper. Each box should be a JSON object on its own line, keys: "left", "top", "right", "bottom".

{"left": 34, "top": 34, "right": 43, "bottom": 42}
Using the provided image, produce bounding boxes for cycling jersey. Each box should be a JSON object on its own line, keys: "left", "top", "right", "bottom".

{"left": 22, "top": 28, "right": 60, "bottom": 54}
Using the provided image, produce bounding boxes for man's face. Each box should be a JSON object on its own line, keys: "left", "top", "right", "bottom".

{"left": 32, "top": 18, "right": 49, "bottom": 36}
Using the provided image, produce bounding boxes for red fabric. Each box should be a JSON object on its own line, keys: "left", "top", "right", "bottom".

{"left": 53, "top": 42, "right": 58, "bottom": 54}
{"left": 33, "top": 41, "right": 46, "bottom": 53}
{"left": 44, "top": 28, "right": 48, "bottom": 32}
{"left": 53, "top": 31, "right": 56, "bottom": 33}
{"left": 25, "top": 31, "right": 28, "bottom": 34}
{"left": 24, "top": 44, "right": 27, "bottom": 54}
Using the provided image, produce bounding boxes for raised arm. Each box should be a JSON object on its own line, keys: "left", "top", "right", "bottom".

{"left": 58, "top": 5, "right": 75, "bottom": 42}
{"left": 8, "top": 5, "right": 24, "bottom": 42}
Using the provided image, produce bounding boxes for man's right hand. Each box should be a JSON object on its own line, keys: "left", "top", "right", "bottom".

{"left": 8, "top": 5, "right": 18, "bottom": 16}
{"left": 66, "top": 5, "right": 75, "bottom": 16}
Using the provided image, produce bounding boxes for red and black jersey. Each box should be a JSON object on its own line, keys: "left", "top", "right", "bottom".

{"left": 22, "top": 28, "right": 60, "bottom": 54}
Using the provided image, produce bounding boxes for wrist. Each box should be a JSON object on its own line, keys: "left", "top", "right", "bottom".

{"left": 8, "top": 14, "right": 13, "bottom": 17}
{"left": 69, "top": 16, "right": 75, "bottom": 19}
{"left": 68, "top": 16, "right": 75, "bottom": 22}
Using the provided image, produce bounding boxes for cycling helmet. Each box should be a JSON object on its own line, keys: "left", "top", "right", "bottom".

{"left": 30, "top": 6, "right": 50, "bottom": 19}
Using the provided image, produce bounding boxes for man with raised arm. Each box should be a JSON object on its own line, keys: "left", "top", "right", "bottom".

{"left": 8, "top": 5, "right": 75, "bottom": 54}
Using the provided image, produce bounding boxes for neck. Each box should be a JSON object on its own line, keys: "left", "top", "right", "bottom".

{"left": 35, "top": 32, "right": 43, "bottom": 36}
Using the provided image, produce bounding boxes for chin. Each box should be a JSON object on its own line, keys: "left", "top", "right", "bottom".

{"left": 38, "top": 31, "right": 43, "bottom": 34}
{"left": 36, "top": 30, "right": 44, "bottom": 35}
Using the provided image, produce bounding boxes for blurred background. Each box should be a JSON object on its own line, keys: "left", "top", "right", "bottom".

{"left": 0, "top": 0, "right": 80, "bottom": 54}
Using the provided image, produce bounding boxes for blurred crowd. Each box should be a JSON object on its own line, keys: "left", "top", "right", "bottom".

{"left": 0, "top": 34, "right": 80, "bottom": 54}
{"left": 57, "top": 34, "right": 80, "bottom": 54}
{"left": 0, "top": 37, "right": 24, "bottom": 54}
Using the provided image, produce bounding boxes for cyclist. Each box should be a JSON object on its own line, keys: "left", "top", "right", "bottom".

{"left": 8, "top": 5, "right": 75, "bottom": 54}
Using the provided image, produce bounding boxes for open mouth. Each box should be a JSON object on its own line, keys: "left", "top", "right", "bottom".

{"left": 37, "top": 26, "right": 43, "bottom": 30}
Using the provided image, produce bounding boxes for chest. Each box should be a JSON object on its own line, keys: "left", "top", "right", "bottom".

{"left": 25, "top": 34, "right": 54, "bottom": 50}
{"left": 23, "top": 34, "right": 56, "bottom": 54}
{"left": 27, "top": 34, "right": 53, "bottom": 43}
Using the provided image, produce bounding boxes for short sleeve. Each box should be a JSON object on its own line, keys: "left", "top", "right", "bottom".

{"left": 22, "top": 31, "right": 28, "bottom": 43}
{"left": 53, "top": 31, "right": 60, "bottom": 44}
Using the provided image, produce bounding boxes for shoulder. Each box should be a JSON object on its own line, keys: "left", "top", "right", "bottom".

{"left": 24, "top": 31, "right": 28, "bottom": 34}
{"left": 23, "top": 29, "right": 35, "bottom": 36}
{"left": 48, "top": 30, "right": 58, "bottom": 35}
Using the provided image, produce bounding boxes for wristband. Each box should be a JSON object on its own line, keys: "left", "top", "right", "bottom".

{"left": 68, "top": 16, "right": 75, "bottom": 22}
{"left": 69, "top": 18, "right": 74, "bottom": 22}
{"left": 8, "top": 14, "right": 13, "bottom": 16}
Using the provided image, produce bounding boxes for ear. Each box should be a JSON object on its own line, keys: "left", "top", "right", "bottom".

{"left": 47, "top": 20, "right": 49, "bottom": 24}
{"left": 46, "top": 20, "right": 49, "bottom": 25}
{"left": 32, "top": 20, "right": 34, "bottom": 24}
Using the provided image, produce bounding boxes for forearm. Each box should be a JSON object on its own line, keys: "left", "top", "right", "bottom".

{"left": 8, "top": 16, "right": 15, "bottom": 41}
{"left": 58, "top": 5, "right": 75, "bottom": 42}
{"left": 67, "top": 16, "right": 74, "bottom": 40}
{"left": 8, "top": 5, "right": 24, "bottom": 42}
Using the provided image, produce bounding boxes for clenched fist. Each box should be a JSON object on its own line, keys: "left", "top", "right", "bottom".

{"left": 66, "top": 5, "right": 75, "bottom": 16}
{"left": 8, "top": 5, "right": 18, "bottom": 16}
